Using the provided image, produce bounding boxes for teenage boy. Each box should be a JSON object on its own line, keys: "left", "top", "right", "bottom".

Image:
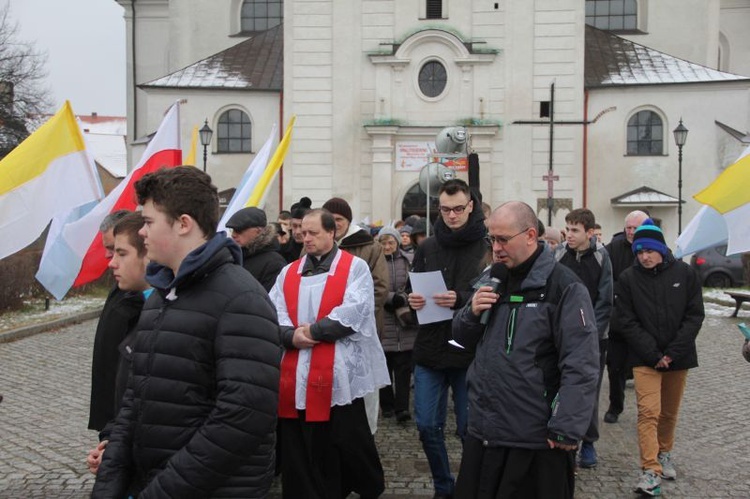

{"left": 554, "top": 208, "right": 613, "bottom": 469}
{"left": 92, "top": 167, "right": 281, "bottom": 499}
{"left": 86, "top": 212, "right": 151, "bottom": 474}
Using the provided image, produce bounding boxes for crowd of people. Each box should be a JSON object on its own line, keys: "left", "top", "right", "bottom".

{"left": 84, "top": 166, "right": 712, "bottom": 498}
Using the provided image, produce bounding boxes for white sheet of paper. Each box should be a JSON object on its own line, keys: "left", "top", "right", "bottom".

{"left": 409, "top": 271, "right": 455, "bottom": 324}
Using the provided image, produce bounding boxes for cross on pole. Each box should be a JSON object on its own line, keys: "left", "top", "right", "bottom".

{"left": 512, "top": 82, "right": 610, "bottom": 226}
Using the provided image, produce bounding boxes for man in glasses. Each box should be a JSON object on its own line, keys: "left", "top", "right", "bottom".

{"left": 452, "top": 201, "right": 599, "bottom": 499}
{"left": 407, "top": 178, "right": 487, "bottom": 499}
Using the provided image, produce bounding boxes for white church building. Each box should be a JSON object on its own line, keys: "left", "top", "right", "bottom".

{"left": 114, "top": 0, "right": 750, "bottom": 245}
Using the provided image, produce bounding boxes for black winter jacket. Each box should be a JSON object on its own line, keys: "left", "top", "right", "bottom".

{"left": 616, "top": 253, "right": 704, "bottom": 370}
{"left": 453, "top": 246, "right": 600, "bottom": 448}
{"left": 605, "top": 232, "right": 636, "bottom": 340}
{"left": 88, "top": 286, "right": 144, "bottom": 437}
{"left": 241, "top": 225, "right": 287, "bottom": 292}
{"left": 92, "top": 234, "right": 281, "bottom": 499}
{"left": 411, "top": 196, "right": 486, "bottom": 369}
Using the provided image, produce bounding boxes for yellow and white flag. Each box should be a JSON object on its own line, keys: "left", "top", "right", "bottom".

{"left": 0, "top": 101, "right": 103, "bottom": 259}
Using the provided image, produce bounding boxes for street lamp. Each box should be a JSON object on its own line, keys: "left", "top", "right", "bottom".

{"left": 673, "top": 118, "right": 688, "bottom": 235}
{"left": 199, "top": 119, "right": 213, "bottom": 173}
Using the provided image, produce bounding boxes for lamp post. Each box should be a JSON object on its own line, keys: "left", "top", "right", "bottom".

{"left": 673, "top": 119, "right": 688, "bottom": 235}
{"left": 199, "top": 119, "right": 213, "bottom": 173}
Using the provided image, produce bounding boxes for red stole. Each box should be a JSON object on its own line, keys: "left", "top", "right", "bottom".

{"left": 278, "top": 250, "right": 354, "bottom": 422}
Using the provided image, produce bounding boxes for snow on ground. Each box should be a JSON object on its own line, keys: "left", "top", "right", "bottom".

{"left": 0, "top": 295, "right": 105, "bottom": 333}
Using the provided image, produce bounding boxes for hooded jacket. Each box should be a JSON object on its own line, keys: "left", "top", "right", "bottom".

{"left": 92, "top": 233, "right": 281, "bottom": 499}
{"left": 616, "top": 253, "right": 704, "bottom": 370}
{"left": 452, "top": 246, "right": 600, "bottom": 448}
{"left": 240, "top": 225, "right": 287, "bottom": 292}
{"left": 410, "top": 193, "right": 487, "bottom": 369}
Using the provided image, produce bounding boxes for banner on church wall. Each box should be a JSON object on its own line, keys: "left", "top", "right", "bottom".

{"left": 395, "top": 141, "right": 468, "bottom": 172}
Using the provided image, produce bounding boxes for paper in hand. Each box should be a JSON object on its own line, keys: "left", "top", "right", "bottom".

{"left": 408, "top": 271, "right": 454, "bottom": 325}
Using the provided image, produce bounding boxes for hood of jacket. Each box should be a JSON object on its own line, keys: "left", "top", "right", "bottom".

{"left": 244, "top": 225, "right": 281, "bottom": 257}
{"left": 339, "top": 226, "right": 374, "bottom": 249}
{"left": 146, "top": 232, "right": 242, "bottom": 291}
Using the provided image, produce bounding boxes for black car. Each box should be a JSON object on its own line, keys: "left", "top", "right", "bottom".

{"left": 689, "top": 245, "right": 746, "bottom": 288}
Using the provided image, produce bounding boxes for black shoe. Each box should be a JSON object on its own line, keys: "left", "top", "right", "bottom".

{"left": 396, "top": 411, "right": 411, "bottom": 423}
{"left": 603, "top": 412, "right": 619, "bottom": 424}
{"left": 382, "top": 409, "right": 394, "bottom": 418}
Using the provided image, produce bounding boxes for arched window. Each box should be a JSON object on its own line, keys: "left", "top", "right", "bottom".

{"left": 627, "top": 110, "right": 663, "bottom": 156}
{"left": 418, "top": 61, "right": 447, "bottom": 98}
{"left": 401, "top": 183, "right": 440, "bottom": 223}
{"left": 241, "top": 0, "right": 283, "bottom": 33}
{"left": 217, "top": 109, "right": 252, "bottom": 153}
{"left": 585, "top": 0, "right": 637, "bottom": 30}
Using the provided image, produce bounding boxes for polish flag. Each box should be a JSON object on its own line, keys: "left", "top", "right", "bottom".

{"left": 36, "top": 102, "right": 182, "bottom": 299}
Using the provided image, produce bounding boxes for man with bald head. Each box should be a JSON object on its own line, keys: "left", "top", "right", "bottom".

{"left": 452, "top": 201, "right": 599, "bottom": 498}
{"left": 604, "top": 210, "right": 649, "bottom": 424}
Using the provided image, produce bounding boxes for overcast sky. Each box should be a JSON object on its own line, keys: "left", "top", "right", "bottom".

{"left": 9, "top": 0, "right": 126, "bottom": 116}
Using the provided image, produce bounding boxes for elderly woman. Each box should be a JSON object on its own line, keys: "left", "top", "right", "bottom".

{"left": 377, "top": 227, "right": 418, "bottom": 422}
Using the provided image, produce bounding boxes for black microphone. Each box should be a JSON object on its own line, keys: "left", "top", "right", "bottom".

{"left": 479, "top": 264, "right": 504, "bottom": 326}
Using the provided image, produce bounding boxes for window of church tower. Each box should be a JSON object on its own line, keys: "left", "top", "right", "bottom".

{"left": 585, "top": 0, "right": 637, "bottom": 31}
{"left": 241, "top": 0, "right": 283, "bottom": 32}
{"left": 217, "top": 109, "right": 253, "bottom": 153}
{"left": 626, "top": 110, "right": 663, "bottom": 156}
{"left": 418, "top": 61, "right": 447, "bottom": 98}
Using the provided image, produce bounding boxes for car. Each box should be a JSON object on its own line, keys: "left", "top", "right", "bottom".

{"left": 689, "top": 245, "right": 746, "bottom": 288}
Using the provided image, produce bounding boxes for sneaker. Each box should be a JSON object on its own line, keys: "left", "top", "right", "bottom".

{"left": 603, "top": 412, "right": 619, "bottom": 424}
{"left": 635, "top": 470, "right": 662, "bottom": 496}
{"left": 658, "top": 452, "right": 676, "bottom": 480}
{"left": 579, "top": 442, "right": 598, "bottom": 468}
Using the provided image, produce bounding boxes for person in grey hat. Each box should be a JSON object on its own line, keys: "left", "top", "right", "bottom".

{"left": 227, "top": 207, "right": 287, "bottom": 292}
{"left": 399, "top": 225, "right": 415, "bottom": 261}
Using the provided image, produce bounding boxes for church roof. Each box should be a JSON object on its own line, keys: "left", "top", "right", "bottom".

{"left": 585, "top": 25, "right": 750, "bottom": 88}
{"left": 140, "top": 25, "right": 282, "bottom": 91}
{"left": 610, "top": 186, "right": 680, "bottom": 206}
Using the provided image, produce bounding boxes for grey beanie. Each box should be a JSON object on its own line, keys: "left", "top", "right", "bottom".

{"left": 377, "top": 226, "right": 402, "bottom": 246}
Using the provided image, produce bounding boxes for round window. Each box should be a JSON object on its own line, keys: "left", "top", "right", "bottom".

{"left": 418, "top": 61, "right": 447, "bottom": 98}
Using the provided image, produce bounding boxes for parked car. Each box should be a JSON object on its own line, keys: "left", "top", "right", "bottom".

{"left": 689, "top": 245, "right": 746, "bottom": 288}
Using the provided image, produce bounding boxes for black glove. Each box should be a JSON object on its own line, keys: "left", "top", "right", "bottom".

{"left": 392, "top": 293, "right": 407, "bottom": 308}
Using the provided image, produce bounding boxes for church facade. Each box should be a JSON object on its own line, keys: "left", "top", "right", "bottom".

{"left": 115, "top": 0, "right": 750, "bottom": 244}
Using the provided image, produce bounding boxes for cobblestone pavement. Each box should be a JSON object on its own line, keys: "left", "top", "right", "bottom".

{"left": 1, "top": 303, "right": 749, "bottom": 498}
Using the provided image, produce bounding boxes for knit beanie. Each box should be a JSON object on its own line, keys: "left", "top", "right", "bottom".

{"left": 377, "top": 226, "right": 402, "bottom": 247}
{"left": 322, "top": 197, "right": 353, "bottom": 222}
{"left": 632, "top": 218, "right": 668, "bottom": 256}
{"left": 290, "top": 196, "right": 312, "bottom": 220}
{"left": 399, "top": 225, "right": 413, "bottom": 235}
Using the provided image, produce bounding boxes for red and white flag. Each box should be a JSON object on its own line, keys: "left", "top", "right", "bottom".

{"left": 37, "top": 102, "right": 182, "bottom": 299}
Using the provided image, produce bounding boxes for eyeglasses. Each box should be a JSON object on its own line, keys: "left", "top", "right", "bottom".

{"left": 439, "top": 202, "right": 471, "bottom": 215}
{"left": 485, "top": 228, "right": 530, "bottom": 246}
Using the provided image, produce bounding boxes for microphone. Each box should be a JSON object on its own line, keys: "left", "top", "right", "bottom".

{"left": 479, "top": 263, "right": 504, "bottom": 326}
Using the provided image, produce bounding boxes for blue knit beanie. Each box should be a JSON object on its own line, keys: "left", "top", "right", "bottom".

{"left": 632, "top": 218, "right": 668, "bottom": 256}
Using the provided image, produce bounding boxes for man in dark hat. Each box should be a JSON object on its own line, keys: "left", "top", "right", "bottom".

{"left": 227, "top": 207, "right": 287, "bottom": 292}
{"left": 281, "top": 198, "right": 312, "bottom": 263}
{"left": 616, "top": 218, "right": 704, "bottom": 496}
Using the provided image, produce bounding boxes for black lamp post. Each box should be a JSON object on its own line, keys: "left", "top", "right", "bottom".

{"left": 673, "top": 119, "right": 688, "bottom": 235}
{"left": 199, "top": 119, "right": 213, "bottom": 173}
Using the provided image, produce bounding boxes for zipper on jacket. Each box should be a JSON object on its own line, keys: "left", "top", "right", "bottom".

{"left": 505, "top": 307, "right": 517, "bottom": 354}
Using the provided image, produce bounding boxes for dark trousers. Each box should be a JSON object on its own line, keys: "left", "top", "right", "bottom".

{"left": 584, "top": 338, "right": 608, "bottom": 443}
{"left": 455, "top": 435, "right": 576, "bottom": 499}
{"left": 606, "top": 336, "right": 629, "bottom": 415}
{"left": 280, "top": 397, "right": 385, "bottom": 499}
{"left": 380, "top": 350, "right": 413, "bottom": 414}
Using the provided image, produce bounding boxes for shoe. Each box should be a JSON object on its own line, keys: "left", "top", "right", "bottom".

{"left": 395, "top": 411, "right": 411, "bottom": 423}
{"left": 635, "top": 470, "right": 662, "bottom": 496}
{"left": 381, "top": 409, "right": 394, "bottom": 418}
{"left": 603, "top": 411, "right": 619, "bottom": 424}
{"left": 658, "top": 451, "right": 677, "bottom": 480}
{"left": 578, "top": 442, "right": 598, "bottom": 469}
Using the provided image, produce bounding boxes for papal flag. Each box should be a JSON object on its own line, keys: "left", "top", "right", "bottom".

{"left": 0, "top": 101, "right": 103, "bottom": 259}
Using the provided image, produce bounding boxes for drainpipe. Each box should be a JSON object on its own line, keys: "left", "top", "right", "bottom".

{"left": 583, "top": 89, "right": 589, "bottom": 207}
{"left": 278, "top": 90, "right": 284, "bottom": 212}
{"left": 131, "top": 0, "right": 138, "bottom": 141}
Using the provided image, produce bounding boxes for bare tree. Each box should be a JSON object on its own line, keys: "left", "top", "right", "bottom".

{"left": 0, "top": 3, "right": 51, "bottom": 157}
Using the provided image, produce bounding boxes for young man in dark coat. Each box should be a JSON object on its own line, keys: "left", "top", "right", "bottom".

{"left": 226, "top": 206, "right": 287, "bottom": 292}
{"left": 92, "top": 167, "right": 281, "bottom": 499}
{"left": 616, "top": 219, "right": 704, "bottom": 496}
{"left": 407, "top": 179, "right": 487, "bottom": 499}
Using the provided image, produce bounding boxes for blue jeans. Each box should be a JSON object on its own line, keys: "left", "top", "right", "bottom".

{"left": 413, "top": 364, "right": 468, "bottom": 495}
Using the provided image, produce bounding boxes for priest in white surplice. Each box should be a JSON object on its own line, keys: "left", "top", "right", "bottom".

{"left": 269, "top": 208, "right": 390, "bottom": 499}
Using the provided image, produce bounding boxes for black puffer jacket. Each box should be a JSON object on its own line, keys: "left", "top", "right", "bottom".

{"left": 241, "top": 225, "right": 287, "bottom": 292}
{"left": 92, "top": 234, "right": 281, "bottom": 499}
{"left": 606, "top": 232, "right": 635, "bottom": 340}
{"left": 616, "top": 253, "right": 704, "bottom": 370}
{"left": 411, "top": 194, "right": 487, "bottom": 369}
